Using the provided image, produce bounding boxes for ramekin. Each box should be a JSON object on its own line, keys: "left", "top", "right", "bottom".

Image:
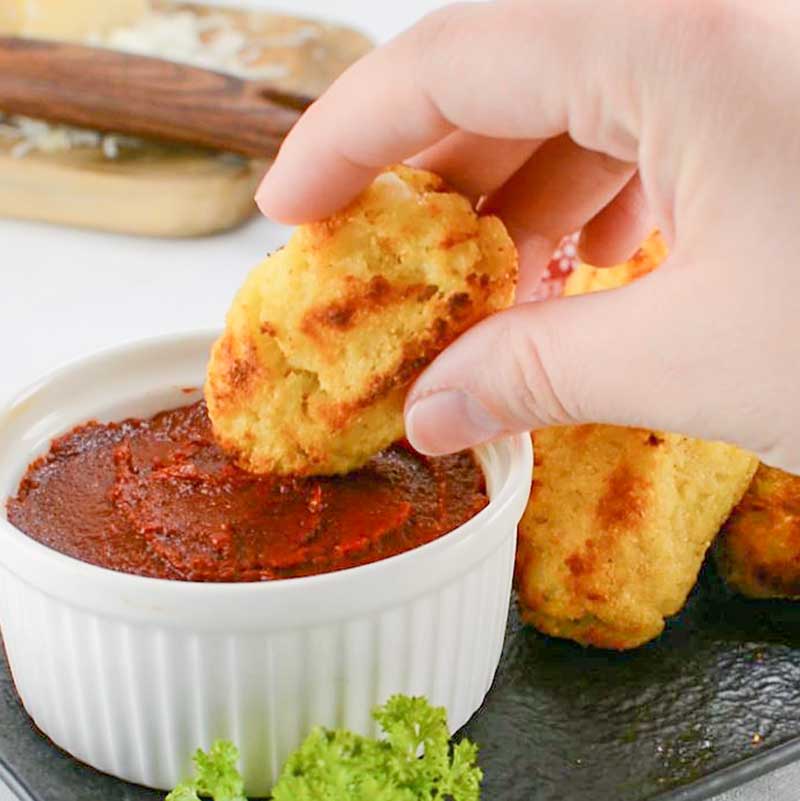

{"left": 0, "top": 331, "right": 532, "bottom": 795}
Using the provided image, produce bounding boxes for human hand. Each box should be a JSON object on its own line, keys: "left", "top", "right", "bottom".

{"left": 256, "top": 0, "right": 800, "bottom": 472}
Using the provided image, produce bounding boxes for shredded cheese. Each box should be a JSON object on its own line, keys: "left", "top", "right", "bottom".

{"left": 97, "top": 10, "right": 290, "bottom": 81}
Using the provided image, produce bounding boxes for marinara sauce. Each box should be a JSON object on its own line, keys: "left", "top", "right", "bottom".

{"left": 7, "top": 402, "right": 487, "bottom": 582}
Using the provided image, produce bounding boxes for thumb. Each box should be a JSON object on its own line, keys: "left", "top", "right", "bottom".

{"left": 404, "top": 261, "right": 736, "bottom": 454}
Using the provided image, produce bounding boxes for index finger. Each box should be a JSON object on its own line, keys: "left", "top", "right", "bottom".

{"left": 255, "top": 20, "right": 455, "bottom": 223}
{"left": 255, "top": 0, "right": 647, "bottom": 223}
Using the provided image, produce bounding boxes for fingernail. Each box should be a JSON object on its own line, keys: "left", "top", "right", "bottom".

{"left": 405, "top": 390, "right": 507, "bottom": 455}
{"left": 255, "top": 161, "right": 288, "bottom": 219}
{"left": 254, "top": 175, "right": 273, "bottom": 216}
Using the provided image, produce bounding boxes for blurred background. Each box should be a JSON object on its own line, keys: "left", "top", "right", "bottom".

{"left": 2, "top": 1, "right": 458, "bottom": 408}
{"left": 210, "top": 0, "right": 454, "bottom": 41}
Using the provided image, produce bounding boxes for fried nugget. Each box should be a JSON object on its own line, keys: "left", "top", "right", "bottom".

{"left": 715, "top": 465, "right": 800, "bottom": 599}
{"left": 206, "top": 166, "right": 517, "bottom": 475}
{"left": 563, "top": 230, "right": 667, "bottom": 296}
{"left": 516, "top": 425, "right": 758, "bottom": 649}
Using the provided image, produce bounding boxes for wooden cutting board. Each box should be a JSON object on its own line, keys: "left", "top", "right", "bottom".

{"left": 0, "top": 1, "right": 371, "bottom": 237}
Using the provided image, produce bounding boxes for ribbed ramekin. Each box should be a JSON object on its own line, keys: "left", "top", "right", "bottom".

{"left": 0, "top": 331, "right": 532, "bottom": 795}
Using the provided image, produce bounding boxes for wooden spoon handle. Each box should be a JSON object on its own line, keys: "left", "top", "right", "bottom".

{"left": 0, "top": 37, "right": 313, "bottom": 158}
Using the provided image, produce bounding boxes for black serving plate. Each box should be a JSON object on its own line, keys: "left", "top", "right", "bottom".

{"left": 0, "top": 561, "right": 799, "bottom": 801}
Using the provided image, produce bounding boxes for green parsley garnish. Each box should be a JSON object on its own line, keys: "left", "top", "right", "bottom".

{"left": 166, "top": 740, "right": 245, "bottom": 801}
{"left": 167, "top": 695, "right": 482, "bottom": 801}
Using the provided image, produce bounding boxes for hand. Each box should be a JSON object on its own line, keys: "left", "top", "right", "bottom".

{"left": 256, "top": 0, "right": 800, "bottom": 473}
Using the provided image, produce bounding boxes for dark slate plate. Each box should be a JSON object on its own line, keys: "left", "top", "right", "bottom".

{"left": 0, "top": 562, "right": 798, "bottom": 801}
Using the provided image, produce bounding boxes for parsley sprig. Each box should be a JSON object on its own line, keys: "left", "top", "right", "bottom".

{"left": 167, "top": 695, "right": 482, "bottom": 801}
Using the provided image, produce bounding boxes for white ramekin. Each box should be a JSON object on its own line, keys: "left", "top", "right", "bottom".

{"left": 0, "top": 331, "right": 532, "bottom": 795}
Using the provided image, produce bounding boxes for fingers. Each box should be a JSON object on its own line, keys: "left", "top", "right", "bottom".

{"left": 485, "top": 135, "right": 636, "bottom": 300}
{"left": 578, "top": 173, "right": 653, "bottom": 266}
{"left": 255, "top": 32, "right": 455, "bottom": 223}
{"left": 408, "top": 132, "right": 541, "bottom": 202}
{"left": 256, "top": 0, "right": 648, "bottom": 223}
{"left": 255, "top": 7, "right": 483, "bottom": 224}
{"left": 404, "top": 257, "right": 741, "bottom": 455}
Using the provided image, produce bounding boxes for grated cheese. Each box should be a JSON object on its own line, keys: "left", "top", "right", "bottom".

{"left": 96, "top": 10, "right": 290, "bottom": 81}
{"left": 2, "top": 7, "right": 302, "bottom": 159}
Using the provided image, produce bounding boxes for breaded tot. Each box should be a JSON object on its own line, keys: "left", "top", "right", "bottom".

{"left": 564, "top": 230, "right": 667, "bottom": 296}
{"left": 715, "top": 465, "right": 800, "bottom": 599}
{"left": 206, "top": 166, "right": 517, "bottom": 475}
{"left": 516, "top": 425, "right": 758, "bottom": 650}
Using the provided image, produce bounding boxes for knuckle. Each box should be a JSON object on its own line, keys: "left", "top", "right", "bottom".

{"left": 593, "top": 150, "right": 636, "bottom": 181}
{"left": 505, "top": 316, "right": 576, "bottom": 428}
{"left": 413, "top": 2, "right": 507, "bottom": 93}
{"left": 678, "top": 0, "right": 740, "bottom": 35}
{"left": 414, "top": 3, "right": 474, "bottom": 54}
{"left": 408, "top": 4, "right": 472, "bottom": 113}
{"left": 652, "top": 0, "right": 745, "bottom": 67}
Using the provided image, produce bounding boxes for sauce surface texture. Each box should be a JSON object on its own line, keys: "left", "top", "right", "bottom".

{"left": 7, "top": 402, "right": 487, "bottom": 582}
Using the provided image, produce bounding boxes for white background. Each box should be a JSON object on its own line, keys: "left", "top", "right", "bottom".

{"left": 0, "top": 2, "right": 793, "bottom": 799}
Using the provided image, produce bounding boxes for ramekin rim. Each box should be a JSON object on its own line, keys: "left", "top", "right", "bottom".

{"left": 0, "top": 329, "right": 533, "bottom": 598}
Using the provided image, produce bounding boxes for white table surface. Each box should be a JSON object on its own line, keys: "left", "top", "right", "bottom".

{"left": 0, "top": 2, "right": 794, "bottom": 799}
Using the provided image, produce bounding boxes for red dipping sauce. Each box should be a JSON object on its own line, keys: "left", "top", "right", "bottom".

{"left": 7, "top": 402, "right": 487, "bottom": 582}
